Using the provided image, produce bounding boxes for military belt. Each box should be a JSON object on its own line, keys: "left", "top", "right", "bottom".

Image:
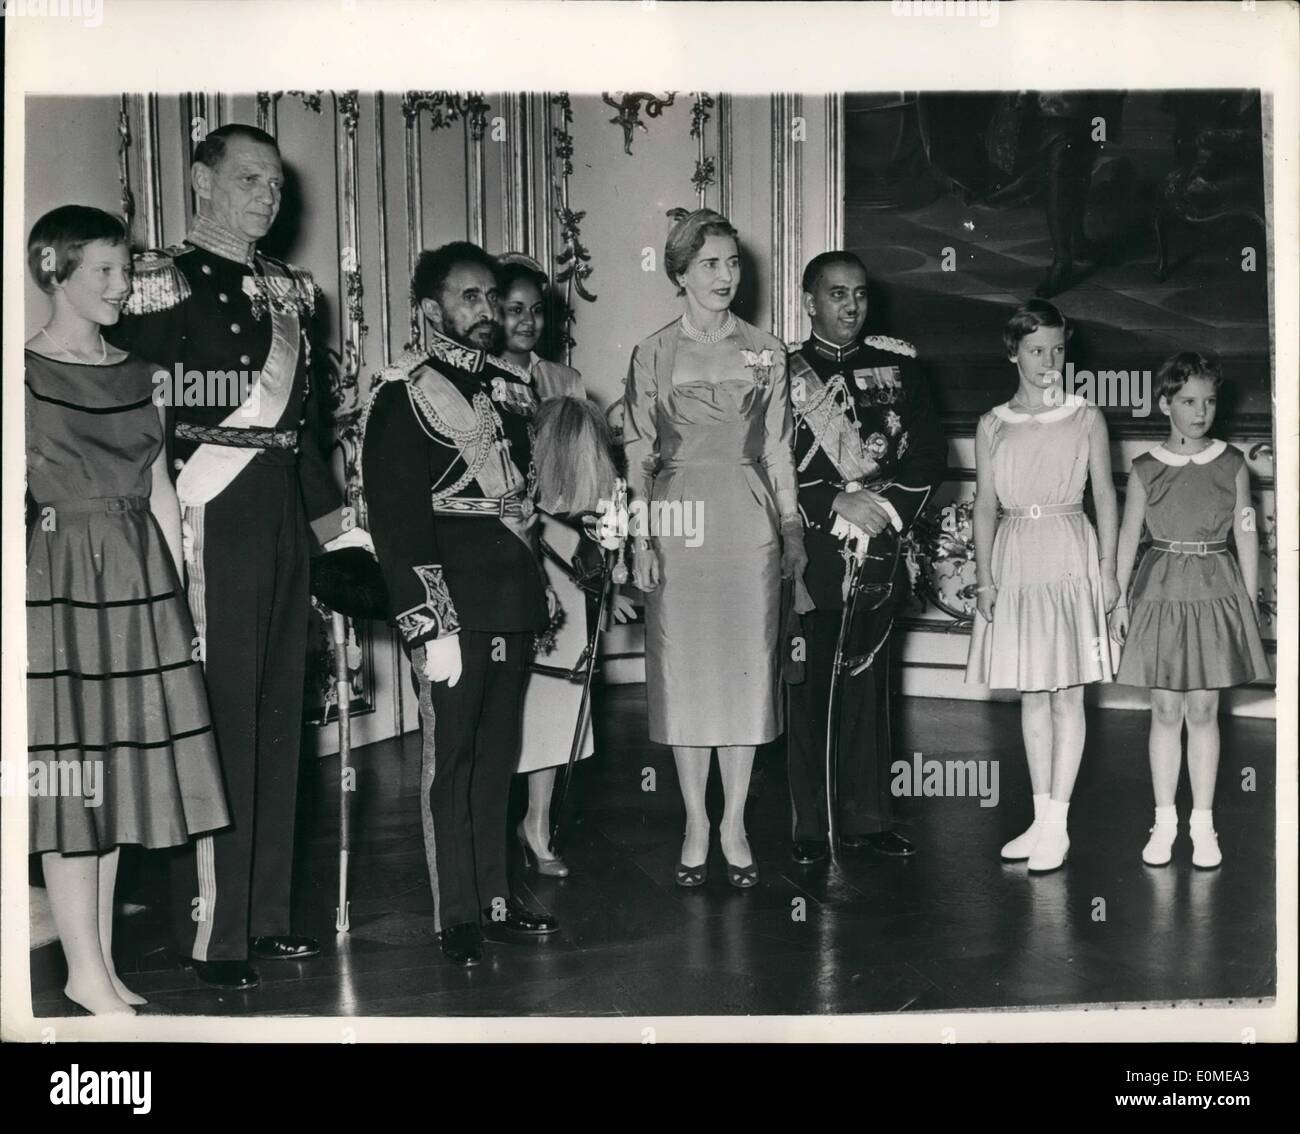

{"left": 175, "top": 423, "right": 300, "bottom": 451}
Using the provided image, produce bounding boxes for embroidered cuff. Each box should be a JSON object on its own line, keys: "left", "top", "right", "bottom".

{"left": 395, "top": 564, "right": 460, "bottom": 645}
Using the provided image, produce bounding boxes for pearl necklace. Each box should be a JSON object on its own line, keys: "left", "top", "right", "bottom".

{"left": 41, "top": 326, "right": 108, "bottom": 364}
{"left": 680, "top": 311, "right": 736, "bottom": 345}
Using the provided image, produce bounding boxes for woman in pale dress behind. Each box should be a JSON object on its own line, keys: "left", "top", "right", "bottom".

{"left": 497, "top": 255, "right": 634, "bottom": 876}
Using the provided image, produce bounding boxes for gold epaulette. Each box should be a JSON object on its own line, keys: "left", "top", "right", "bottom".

{"left": 374, "top": 348, "right": 427, "bottom": 388}
{"left": 863, "top": 334, "right": 917, "bottom": 358}
{"left": 122, "top": 248, "right": 191, "bottom": 316}
{"left": 360, "top": 349, "right": 426, "bottom": 439}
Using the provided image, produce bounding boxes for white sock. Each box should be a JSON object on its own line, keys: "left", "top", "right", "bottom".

{"left": 1031, "top": 793, "right": 1051, "bottom": 822}
{"left": 1045, "top": 799, "right": 1070, "bottom": 825}
{"left": 1153, "top": 804, "right": 1177, "bottom": 826}
{"left": 1189, "top": 808, "right": 1214, "bottom": 829}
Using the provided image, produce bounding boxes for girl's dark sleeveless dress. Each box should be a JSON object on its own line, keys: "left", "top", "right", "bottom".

{"left": 26, "top": 349, "right": 230, "bottom": 853}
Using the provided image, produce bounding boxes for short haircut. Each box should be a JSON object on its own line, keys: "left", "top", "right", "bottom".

{"left": 1003, "top": 299, "right": 1072, "bottom": 356}
{"left": 412, "top": 241, "right": 498, "bottom": 305}
{"left": 193, "top": 124, "right": 280, "bottom": 170}
{"left": 27, "top": 205, "right": 128, "bottom": 294}
{"left": 1156, "top": 351, "right": 1223, "bottom": 403}
{"left": 663, "top": 208, "right": 738, "bottom": 294}
{"left": 802, "top": 251, "right": 867, "bottom": 294}
{"left": 497, "top": 258, "right": 548, "bottom": 299}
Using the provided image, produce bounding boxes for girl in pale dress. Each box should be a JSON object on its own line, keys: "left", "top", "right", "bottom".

{"left": 965, "top": 300, "right": 1119, "bottom": 872}
{"left": 497, "top": 256, "right": 634, "bottom": 876}
{"left": 625, "top": 210, "right": 806, "bottom": 889}
{"left": 1111, "top": 354, "right": 1270, "bottom": 868}
{"left": 25, "top": 206, "right": 229, "bottom": 1013}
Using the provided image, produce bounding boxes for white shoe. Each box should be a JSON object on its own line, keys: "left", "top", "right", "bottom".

{"left": 1142, "top": 820, "right": 1177, "bottom": 866}
{"left": 1027, "top": 824, "right": 1070, "bottom": 872}
{"left": 1000, "top": 822, "right": 1042, "bottom": 861}
{"left": 1189, "top": 817, "right": 1222, "bottom": 869}
{"left": 1000, "top": 793, "right": 1051, "bottom": 861}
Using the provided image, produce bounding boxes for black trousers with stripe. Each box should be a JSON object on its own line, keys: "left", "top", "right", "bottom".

{"left": 786, "top": 607, "right": 899, "bottom": 843}
{"left": 413, "top": 630, "right": 531, "bottom": 932}
{"left": 170, "top": 459, "right": 310, "bottom": 962}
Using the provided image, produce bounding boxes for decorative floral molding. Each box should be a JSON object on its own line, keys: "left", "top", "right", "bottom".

{"left": 550, "top": 93, "right": 597, "bottom": 361}
{"left": 689, "top": 92, "right": 716, "bottom": 206}
{"left": 116, "top": 97, "right": 134, "bottom": 228}
{"left": 602, "top": 91, "right": 676, "bottom": 155}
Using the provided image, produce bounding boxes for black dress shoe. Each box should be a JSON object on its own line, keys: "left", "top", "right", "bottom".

{"left": 184, "top": 958, "right": 260, "bottom": 989}
{"left": 250, "top": 934, "right": 321, "bottom": 960}
{"left": 438, "top": 923, "right": 483, "bottom": 967}
{"left": 792, "top": 840, "right": 828, "bottom": 865}
{"left": 481, "top": 896, "right": 559, "bottom": 941}
{"left": 844, "top": 831, "right": 916, "bottom": 857}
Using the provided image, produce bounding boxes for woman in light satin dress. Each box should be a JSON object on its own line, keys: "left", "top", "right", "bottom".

{"left": 624, "top": 210, "right": 806, "bottom": 889}
{"left": 497, "top": 255, "right": 634, "bottom": 878}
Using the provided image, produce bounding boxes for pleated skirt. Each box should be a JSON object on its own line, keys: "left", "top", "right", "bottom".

{"left": 965, "top": 512, "right": 1113, "bottom": 692}
{"left": 26, "top": 497, "right": 230, "bottom": 854}
{"left": 1116, "top": 546, "right": 1271, "bottom": 690}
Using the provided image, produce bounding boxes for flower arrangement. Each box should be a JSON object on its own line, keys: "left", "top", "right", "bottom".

{"left": 902, "top": 498, "right": 978, "bottom": 625}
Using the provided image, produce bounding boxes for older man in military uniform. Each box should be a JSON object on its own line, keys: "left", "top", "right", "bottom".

{"left": 362, "top": 241, "right": 559, "bottom": 968}
{"left": 111, "top": 124, "right": 350, "bottom": 989}
{"left": 786, "top": 252, "right": 947, "bottom": 865}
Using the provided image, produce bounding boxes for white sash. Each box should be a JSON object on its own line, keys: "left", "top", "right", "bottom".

{"left": 175, "top": 303, "right": 300, "bottom": 508}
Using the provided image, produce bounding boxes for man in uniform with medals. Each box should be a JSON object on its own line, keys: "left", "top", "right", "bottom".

{"left": 362, "top": 242, "right": 559, "bottom": 968}
{"left": 786, "top": 252, "right": 948, "bottom": 865}
{"left": 111, "top": 124, "right": 355, "bottom": 989}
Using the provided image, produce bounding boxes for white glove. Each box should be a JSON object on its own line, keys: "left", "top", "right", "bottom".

{"left": 324, "top": 527, "right": 375, "bottom": 554}
{"left": 421, "top": 634, "right": 462, "bottom": 687}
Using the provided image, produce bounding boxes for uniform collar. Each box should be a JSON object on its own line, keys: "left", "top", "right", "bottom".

{"left": 427, "top": 328, "right": 485, "bottom": 375}
{"left": 187, "top": 215, "right": 256, "bottom": 266}
{"left": 807, "top": 331, "right": 862, "bottom": 365}
{"left": 1150, "top": 439, "right": 1227, "bottom": 466}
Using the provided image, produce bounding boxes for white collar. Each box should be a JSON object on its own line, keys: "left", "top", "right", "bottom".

{"left": 1149, "top": 439, "right": 1227, "bottom": 466}
{"left": 992, "top": 393, "right": 1088, "bottom": 423}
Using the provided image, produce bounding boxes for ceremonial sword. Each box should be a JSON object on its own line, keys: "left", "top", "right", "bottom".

{"left": 824, "top": 528, "right": 903, "bottom": 863}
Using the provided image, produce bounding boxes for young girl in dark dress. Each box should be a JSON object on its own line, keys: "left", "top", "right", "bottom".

{"left": 25, "top": 206, "right": 229, "bottom": 1014}
{"left": 1112, "top": 354, "right": 1270, "bottom": 868}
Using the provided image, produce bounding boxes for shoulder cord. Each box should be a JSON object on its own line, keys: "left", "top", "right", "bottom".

{"left": 795, "top": 373, "right": 858, "bottom": 474}
{"left": 406, "top": 381, "right": 504, "bottom": 502}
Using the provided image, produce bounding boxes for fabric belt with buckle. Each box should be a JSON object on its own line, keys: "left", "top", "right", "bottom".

{"left": 175, "top": 423, "right": 300, "bottom": 450}
{"left": 431, "top": 494, "right": 535, "bottom": 520}
{"left": 36, "top": 495, "right": 149, "bottom": 515}
{"left": 1150, "top": 538, "right": 1228, "bottom": 555}
{"left": 1002, "top": 502, "right": 1085, "bottom": 519}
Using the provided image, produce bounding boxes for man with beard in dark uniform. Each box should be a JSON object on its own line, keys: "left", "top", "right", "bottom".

{"left": 111, "top": 124, "right": 352, "bottom": 990}
{"left": 362, "top": 242, "right": 559, "bottom": 968}
{"left": 786, "top": 252, "right": 947, "bottom": 865}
